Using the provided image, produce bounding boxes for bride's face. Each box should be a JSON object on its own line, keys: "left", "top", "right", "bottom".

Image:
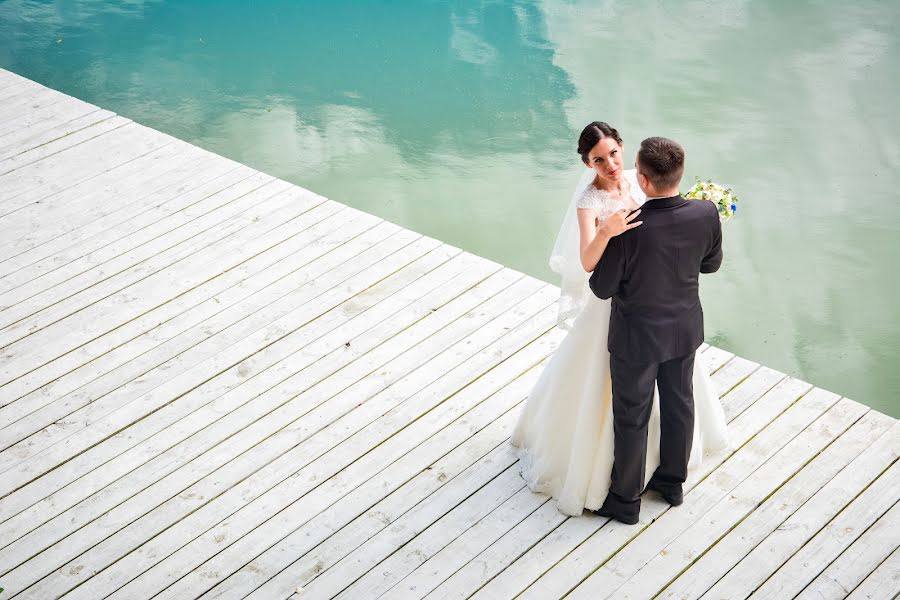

{"left": 585, "top": 137, "right": 624, "bottom": 185}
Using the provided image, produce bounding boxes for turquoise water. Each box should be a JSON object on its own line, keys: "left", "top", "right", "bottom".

{"left": 1, "top": 1, "right": 898, "bottom": 417}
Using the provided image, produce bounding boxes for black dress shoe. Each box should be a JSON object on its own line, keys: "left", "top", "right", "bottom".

{"left": 644, "top": 480, "right": 683, "bottom": 506}
{"left": 592, "top": 504, "right": 639, "bottom": 525}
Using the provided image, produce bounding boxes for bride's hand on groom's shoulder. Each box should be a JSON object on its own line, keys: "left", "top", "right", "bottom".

{"left": 599, "top": 208, "right": 642, "bottom": 238}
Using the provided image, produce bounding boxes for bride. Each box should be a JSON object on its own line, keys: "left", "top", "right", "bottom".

{"left": 511, "top": 122, "right": 728, "bottom": 516}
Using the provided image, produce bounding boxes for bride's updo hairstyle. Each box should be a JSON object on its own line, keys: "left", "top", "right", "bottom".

{"left": 577, "top": 121, "right": 623, "bottom": 164}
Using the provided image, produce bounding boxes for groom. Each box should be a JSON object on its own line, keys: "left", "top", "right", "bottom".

{"left": 589, "top": 137, "right": 722, "bottom": 525}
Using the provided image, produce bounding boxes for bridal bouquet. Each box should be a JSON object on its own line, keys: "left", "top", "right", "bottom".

{"left": 683, "top": 177, "right": 738, "bottom": 222}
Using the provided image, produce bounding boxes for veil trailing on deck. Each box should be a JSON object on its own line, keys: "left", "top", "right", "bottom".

{"left": 549, "top": 167, "right": 596, "bottom": 330}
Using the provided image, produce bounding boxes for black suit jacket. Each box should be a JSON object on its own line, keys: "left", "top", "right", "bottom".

{"left": 589, "top": 195, "right": 722, "bottom": 363}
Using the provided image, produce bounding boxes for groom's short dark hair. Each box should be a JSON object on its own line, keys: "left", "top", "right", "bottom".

{"left": 637, "top": 137, "right": 685, "bottom": 190}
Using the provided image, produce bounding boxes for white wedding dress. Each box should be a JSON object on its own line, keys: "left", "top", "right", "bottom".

{"left": 510, "top": 168, "right": 729, "bottom": 516}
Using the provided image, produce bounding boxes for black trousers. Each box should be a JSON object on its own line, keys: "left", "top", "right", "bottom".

{"left": 603, "top": 351, "right": 696, "bottom": 515}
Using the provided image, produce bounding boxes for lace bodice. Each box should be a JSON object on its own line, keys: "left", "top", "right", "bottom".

{"left": 575, "top": 185, "right": 628, "bottom": 212}
{"left": 575, "top": 169, "right": 646, "bottom": 222}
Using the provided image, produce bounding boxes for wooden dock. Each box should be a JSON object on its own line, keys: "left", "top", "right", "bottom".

{"left": 0, "top": 68, "right": 897, "bottom": 599}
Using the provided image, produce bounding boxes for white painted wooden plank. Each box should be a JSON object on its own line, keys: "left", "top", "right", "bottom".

{"left": 0, "top": 121, "right": 169, "bottom": 211}
{"left": 0, "top": 150, "right": 242, "bottom": 289}
{"left": 722, "top": 365, "right": 786, "bottom": 422}
{"left": 247, "top": 407, "right": 531, "bottom": 600}
{"left": 0, "top": 86, "right": 66, "bottom": 123}
{"left": 224, "top": 285, "right": 543, "bottom": 600}
{"left": 422, "top": 493, "right": 565, "bottom": 600}
{"left": 0, "top": 82, "right": 21, "bottom": 98}
{"left": 0, "top": 82, "right": 78, "bottom": 124}
{"left": 0, "top": 79, "right": 42, "bottom": 103}
{"left": 218, "top": 357, "right": 559, "bottom": 600}
{"left": 0, "top": 202, "right": 355, "bottom": 435}
{"left": 0, "top": 226, "right": 421, "bottom": 498}
{"left": 340, "top": 468, "right": 529, "bottom": 599}
{"left": 3, "top": 255, "right": 502, "bottom": 587}
{"left": 0, "top": 173, "right": 292, "bottom": 349}
{"left": 797, "top": 500, "right": 900, "bottom": 600}
{"left": 0, "top": 209, "right": 387, "bottom": 446}
{"left": 0, "top": 208, "right": 378, "bottom": 546}
{"left": 468, "top": 511, "right": 600, "bottom": 600}
{"left": 0, "top": 169, "right": 287, "bottom": 326}
{"left": 0, "top": 196, "right": 343, "bottom": 419}
{"left": 846, "top": 545, "right": 900, "bottom": 600}
{"left": 0, "top": 67, "right": 25, "bottom": 78}
{"left": 0, "top": 224, "right": 426, "bottom": 499}
{"left": 378, "top": 351, "right": 736, "bottom": 600}
{"left": 98, "top": 288, "right": 556, "bottom": 600}
{"left": 0, "top": 137, "right": 216, "bottom": 256}
{"left": 0, "top": 239, "right": 474, "bottom": 593}
{"left": 222, "top": 384, "right": 545, "bottom": 600}
{"left": 0, "top": 72, "right": 44, "bottom": 91}
{"left": 0, "top": 172, "right": 286, "bottom": 333}
{"left": 0, "top": 69, "right": 24, "bottom": 86}
{"left": 0, "top": 205, "right": 384, "bottom": 454}
{"left": 608, "top": 396, "right": 869, "bottom": 599}
{"left": 0, "top": 87, "right": 66, "bottom": 124}
{"left": 0, "top": 72, "right": 22, "bottom": 89}
{"left": 563, "top": 386, "right": 844, "bottom": 600}
{"left": 253, "top": 331, "right": 560, "bottom": 600}
{"left": 658, "top": 409, "right": 897, "bottom": 600}
{"left": 381, "top": 485, "right": 547, "bottom": 599}
{"left": 707, "top": 355, "right": 758, "bottom": 399}
{"left": 0, "top": 90, "right": 84, "bottom": 128}
{"left": 0, "top": 149, "right": 244, "bottom": 294}
{"left": 0, "top": 72, "right": 26, "bottom": 91}
{"left": 0, "top": 96, "right": 102, "bottom": 141}
{"left": 3, "top": 215, "right": 404, "bottom": 538}
{"left": 699, "top": 345, "right": 733, "bottom": 375}
{"left": 469, "top": 364, "right": 789, "bottom": 600}
{"left": 0, "top": 108, "right": 117, "bottom": 164}
{"left": 750, "top": 462, "right": 900, "bottom": 599}
{"left": 109, "top": 290, "right": 559, "bottom": 600}
{"left": 0, "top": 113, "right": 131, "bottom": 177}
{"left": 0, "top": 75, "right": 45, "bottom": 96}
{"left": 1, "top": 244, "right": 482, "bottom": 562}
{"left": 512, "top": 374, "right": 812, "bottom": 600}
{"left": 23, "top": 278, "right": 554, "bottom": 598}
{"left": 0, "top": 105, "right": 69, "bottom": 140}
{"left": 0, "top": 230, "right": 439, "bottom": 590}
{"left": 0, "top": 94, "right": 99, "bottom": 138}
{"left": 0, "top": 140, "right": 220, "bottom": 262}
{"left": 703, "top": 420, "right": 900, "bottom": 598}
{"left": 0, "top": 174, "right": 292, "bottom": 361}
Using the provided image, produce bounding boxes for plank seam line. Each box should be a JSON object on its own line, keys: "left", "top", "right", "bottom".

{"left": 0, "top": 131, "right": 177, "bottom": 214}
{"left": 0, "top": 202, "right": 353, "bottom": 413}
{"left": 0, "top": 175, "right": 294, "bottom": 348}
{"left": 842, "top": 533, "right": 900, "bottom": 598}
{"left": 748, "top": 455, "right": 899, "bottom": 596}
{"left": 0, "top": 146, "right": 231, "bottom": 276}
{"left": 0, "top": 229, "right": 424, "bottom": 487}
{"left": 153, "top": 301, "right": 555, "bottom": 598}
{"left": 517, "top": 376, "right": 809, "bottom": 599}
{"left": 0, "top": 115, "right": 131, "bottom": 177}
{"left": 0, "top": 110, "right": 119, "bottom": 165}
{"left": 0, "top": 247, "right": 486, "bottom": 575}
{"left": 0, "top": 165, "right": 271, "bottom": 311}
{"left": 649, "top": 404, "right": 873, "bottom": 599}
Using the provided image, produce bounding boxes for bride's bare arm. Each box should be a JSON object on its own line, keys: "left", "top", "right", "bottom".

{"left": 578, "top": 208, "right": 643, "bottom": 272}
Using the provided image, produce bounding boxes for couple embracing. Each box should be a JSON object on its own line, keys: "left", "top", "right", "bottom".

{"left": 511, "top": 122, "right": 729, "bottom": 524}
